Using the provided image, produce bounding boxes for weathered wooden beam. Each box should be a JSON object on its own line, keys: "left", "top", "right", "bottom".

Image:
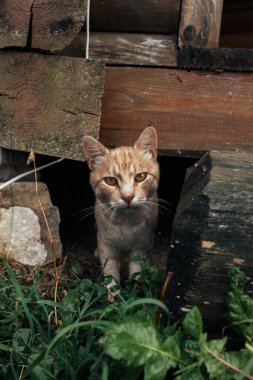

{"left": 168, "top": 151, "right": 253, "bottom": 331}
{"left": 179, "top": 0, "right": 224, "bottom": 48}
{"left": 178, "top": 47, "right": 253, "bottom": 72}
{"left": 61, "top": 32, "right": 178, "bottom": 67}
{"left": 100, "top": 68, "right": 253, "bottom": 154}
{"left": 0, "top": 0, "right": 87, "bottom": 52}
{"left": 0, "top": 52, "right": 105, "bottom": 160}
{"left": 89, "top": 0, "right": 181, "bottom": 34}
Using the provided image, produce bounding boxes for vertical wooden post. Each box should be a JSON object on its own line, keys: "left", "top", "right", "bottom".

{"left": 179, "top": 0, "right": 224, "bottom": 48}
{"left": 168, "top": 151, "right": 253, "bottom": 331}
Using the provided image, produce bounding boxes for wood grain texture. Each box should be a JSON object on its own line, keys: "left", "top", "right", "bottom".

{"left": 179, "top": 0, "right": 224, "bottom": 48}
{"left": 89, "top": 0, "right": 181, "bottom": 34}
{"left": 178, "top": 46, "right": 253, "bottom": 72}
{"left": 168, "top": 151, "right": 253, "bottom": 330}
{"left": 100, "top": 68, "right": 253, "bottom": 153}
{"left": 61, "top": 32, "right": 178, "bottom": 67}
{"left": 0, "top": 52, "right": 105, "bottom": 160}
{"left": 0, "top": 0, "right": 87, "bottom": 52}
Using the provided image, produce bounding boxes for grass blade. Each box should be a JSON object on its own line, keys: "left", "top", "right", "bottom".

{"left": 5, "top": 262, "right": 35, "bottom": 336}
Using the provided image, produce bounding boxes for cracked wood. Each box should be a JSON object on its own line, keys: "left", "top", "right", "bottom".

{"left": 0, "top": 0, "right": 87, "bottom": 52}
{"left": 0, "top": 52, "right": 105, "bottom": 160}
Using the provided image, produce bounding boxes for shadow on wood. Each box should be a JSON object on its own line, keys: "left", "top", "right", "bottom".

{"left": 168, "top": 150, "right": 253, "bottom": 331}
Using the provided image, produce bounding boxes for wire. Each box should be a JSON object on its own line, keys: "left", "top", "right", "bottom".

{"left": 0, "top": 157, "right": 64, "bottom": 191}
{"left": 86, "top": 0, "right": 91, "bottom": 59}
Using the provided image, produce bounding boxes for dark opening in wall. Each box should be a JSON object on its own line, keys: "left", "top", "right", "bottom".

{"left": 0, "top": 148, "right": 201, "bottom": 274}
{"left": 39, "top": 154, "right": 198, "bottom": 270}
{"left": 220, "top": 0, "right": 253, "bottom": 49}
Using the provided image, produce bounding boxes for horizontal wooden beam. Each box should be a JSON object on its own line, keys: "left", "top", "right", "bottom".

{"left": 0, "top": 52, "right": 105, "bottom": 160}
{"left": 220, "top": 32, "right": 253, "bottom": 49}
{"left": 89, "top": 0, "right": 181, "bottom": 34}
{"left": 0, "top": 0, "right": 87, "bottom": 52}
{"left": 221, "top": 1, "right": 253, "bottom": 35}
{"left": 178, "top": 47, "right": 253, "bottom": 72}
{"left": 100, "top": 67, "right": 253, "bottom": 153}
{"left": 62, "top": 32, "right": 177, "bottom": 67}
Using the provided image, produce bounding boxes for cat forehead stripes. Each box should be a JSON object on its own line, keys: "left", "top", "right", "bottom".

{"left": 83, "top": 126, "right": 157, "bottom": 171}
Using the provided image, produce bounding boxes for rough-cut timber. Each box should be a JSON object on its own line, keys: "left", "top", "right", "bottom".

{"left": 179, "top": 0, "right": 224, "bottom": 48}
{"left": 168, "top": 151, "right": 253, "bottom": 331}
{"left": 0, "top": 0, "right": 87, "bottom": 52}
{"left": 178, "top": 47, "right": 253, "bottom": 72}
{"left": 90, "top": 0, "right": 181, "bottom": 34}
{"left": 0, "top": 182, "right": 61, "bottom": 265}
{"left": 100, "top": 68, "right": 253, "bottom": 153}
{"left": 0, "top": 52, "right": 105, "bottom": 160}
{"left": 61, "top": 32, "right": 178, "bottom": 67}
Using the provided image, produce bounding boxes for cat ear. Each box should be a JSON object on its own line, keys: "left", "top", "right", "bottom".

{"left": 83, "top": 136, "right": 108, "bottom": 170}
{"left": 134, "top": 127, "right": 157, "bottom": 161}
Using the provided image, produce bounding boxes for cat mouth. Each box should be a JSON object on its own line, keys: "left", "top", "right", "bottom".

{"left": 119, "top": 203, "right": 142, "bottom": 210}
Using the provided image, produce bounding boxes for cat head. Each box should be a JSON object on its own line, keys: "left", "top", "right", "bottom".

{"left": 83, "top": 127, "right": 159, "bottom": 210}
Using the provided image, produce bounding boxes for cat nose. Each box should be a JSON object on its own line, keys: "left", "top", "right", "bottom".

{"left": 122, "top": 194, "right": 135, "bottom": 204}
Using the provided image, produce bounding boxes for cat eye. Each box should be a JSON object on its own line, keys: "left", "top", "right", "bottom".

{"left": 135, "top": 172, "right": 147, "bottom": 182}
{"left": 104, "top": 177, "right": 117, "bottom": 186}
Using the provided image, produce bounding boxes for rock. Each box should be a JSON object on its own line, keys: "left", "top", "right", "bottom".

{"left": 0, "top": 182, "right": 61, "bottom": 265}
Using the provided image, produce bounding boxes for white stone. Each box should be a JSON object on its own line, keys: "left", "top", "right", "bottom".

{"left": 0, "top": 206, "right": 47, "bottom": 265}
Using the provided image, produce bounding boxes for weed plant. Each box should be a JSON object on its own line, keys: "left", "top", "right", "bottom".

{"left": 0, "top": 258, "right": 252, "bottom": 380}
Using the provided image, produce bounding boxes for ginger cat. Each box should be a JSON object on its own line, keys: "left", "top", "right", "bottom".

{"left": 83, "top": 127, "right": 159, "bottom": 296}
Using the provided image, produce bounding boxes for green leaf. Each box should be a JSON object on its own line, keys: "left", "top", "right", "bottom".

{"left": 28, "top": 353, "right": 55, "bottom": 380}
{"left": 123, "top": 298, "right": 169, "bottom": 316}
{"left": 105, "top": 317, "right": 182, "bottom": 380}
{"left": 0, "top": 342, "right": 12, "bottom": 352}
{"left": 70, "top": 258, "right": 83, "bottom": 277}
{"left": 228, "top": 267, "right": 247, "bottom": 292}
{"left": 182, "top": 307, "right": 203, "bottom": 340}
{"left": 227, "top": 268, "right": 253, "bottom": 341}
{"left": 12, "top": 328, "right": 31, "bottom": 354}
{"left": 6, "top": 263, "right": 35, "bottom": 336}
{"left": 205, "top": 347, "right": 253, "bottom": 380}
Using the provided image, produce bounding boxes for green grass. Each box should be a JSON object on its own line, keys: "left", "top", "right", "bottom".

{"left": 0, "top": 258, "right": 252, "bottom": 380}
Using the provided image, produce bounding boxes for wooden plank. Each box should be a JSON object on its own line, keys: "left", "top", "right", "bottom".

{"left": 89, "top": 0, "right": 181, "bottom": 34}
{"left": 0, "top": 52, "right": 105, "bottom": 160}
{"left": 168, "top": 151, "right": 253, "bottom": 331}
{"left": 178, "top": 47, "right": 253, "bottom": 72}
{"left": 222, "top": 1, "right": 253, "bottom": 36}
{"left": 179, "top": 0, "right": 224, "bottom": 48}
{"left": 100, "top": 68, "right": 253, "bottom": 153}
{"left": 0, "top": 0, "right": 87, "bottom": 52}
{"left": 61, "top": 32, "right": 177, "bottom": 67}
{"left": 220, "top": 32, "right": 253, "bottom": 49}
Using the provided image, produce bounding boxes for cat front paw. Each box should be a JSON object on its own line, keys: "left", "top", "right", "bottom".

{"left": 104, "top": 276, "right": 120, "bottom": 302}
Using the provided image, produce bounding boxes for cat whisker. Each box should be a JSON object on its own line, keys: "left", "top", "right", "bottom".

{"left": 143, "top": 201, "right": 169, "bottom": 221}
{"left": 71, "top": 202, "right": 112, "bottom": 226}
{"left": 145, "top": 200, "right": 169, "bottom": 212}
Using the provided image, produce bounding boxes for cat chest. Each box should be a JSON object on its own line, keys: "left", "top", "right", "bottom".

{"left": 99, "top": 222, "right": 151, "bottom": 251}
